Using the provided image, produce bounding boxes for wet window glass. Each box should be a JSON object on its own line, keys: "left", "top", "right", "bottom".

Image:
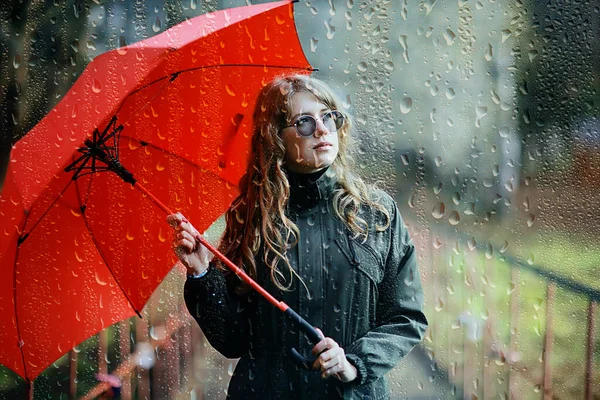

{"left": 1, "top": 0, "right": 599, "bottom": 399}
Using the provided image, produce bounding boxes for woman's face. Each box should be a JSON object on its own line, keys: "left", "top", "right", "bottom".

{"left": 280, "top": 91, "right": 340, "bottom": 174}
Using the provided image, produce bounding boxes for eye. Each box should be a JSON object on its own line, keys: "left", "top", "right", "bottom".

{"left": 296, "top": 116, "right": 311, "bottom": 126}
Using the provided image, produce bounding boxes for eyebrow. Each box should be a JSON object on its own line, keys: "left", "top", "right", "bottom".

{"left": 289, "top": 107, "right": 330, "bottom": 122}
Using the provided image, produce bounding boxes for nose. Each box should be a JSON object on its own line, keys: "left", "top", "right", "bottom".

{"left": 313, "top": 117, "right": 329, "bottom": 138}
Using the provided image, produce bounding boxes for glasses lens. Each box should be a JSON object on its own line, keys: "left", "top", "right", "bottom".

{"left": 332, "top": 111, "right": 344, "bottom": 130}
{"left": 296, "top": 116, "right": 317, "bottom": 137}
{"left": 323, "top": 111, "right": 344, "bottom": 132}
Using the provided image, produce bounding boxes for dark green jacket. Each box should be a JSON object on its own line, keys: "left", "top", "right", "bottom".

{"left": 184, "top": 169, "right": 428, "bottom": 400}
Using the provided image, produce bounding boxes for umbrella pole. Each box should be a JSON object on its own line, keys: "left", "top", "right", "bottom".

{"left": 131, "top": 181, "right": 289, "bottom": 313}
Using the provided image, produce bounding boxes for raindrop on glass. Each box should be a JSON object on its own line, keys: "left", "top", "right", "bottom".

{"left": 152, "top": 16, "right": 162, "bottom": 33}
{"left": 400, "top": 97, "right": 413, "bottom": 114}
{"left": 432, "top": 202, "right": 445, "bottom": 219}
{"left": 448, "top": 211, "right": 460, "bottom": 226}
{"left": 92, "top": 79, "right": 102, "bottom": 94}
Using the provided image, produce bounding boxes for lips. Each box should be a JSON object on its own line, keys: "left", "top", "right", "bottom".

{"left": 313, "top": 142, "right": 332, "bottom": 149}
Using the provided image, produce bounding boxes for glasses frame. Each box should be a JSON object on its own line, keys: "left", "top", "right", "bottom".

{"left": 281, "top": 110, "right": 345, "bottom": 137}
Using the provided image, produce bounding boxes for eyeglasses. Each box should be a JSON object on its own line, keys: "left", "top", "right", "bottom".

{"left": 282, "top": 110, "right": 345, "bottom": 137}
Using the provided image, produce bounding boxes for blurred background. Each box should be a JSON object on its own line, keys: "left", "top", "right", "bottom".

{"left": 1, "top": 0, "right": 599, "bottom": 398}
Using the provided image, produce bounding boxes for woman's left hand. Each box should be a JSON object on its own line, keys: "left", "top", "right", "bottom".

{"left": 311, "top": 328, "right": 358, "bottom": 382}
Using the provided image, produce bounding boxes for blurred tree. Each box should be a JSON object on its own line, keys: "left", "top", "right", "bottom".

{"left": 0, "top": 1, "right": 89, "bottom": 189}
{"left": 516, "top": 0, "right": 600, "bottom": 173}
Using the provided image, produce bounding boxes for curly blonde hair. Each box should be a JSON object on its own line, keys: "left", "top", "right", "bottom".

{"left": 215, "top": 74, "right": 389, "bottom": 291}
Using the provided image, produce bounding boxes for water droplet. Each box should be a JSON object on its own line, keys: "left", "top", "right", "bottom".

{"left": 527, "top": 214, "right": 535, "bottom": 227}
{"left": 452, "top": 192, "right": 461, "bottom": 205}
{"left": 404, "top": 268, "right": 414, "bottom": 286}
{"left": 448, "top": 211, "right": 460, "bottom": 225}
{"left": 464, "top": 202, "right": 475, "bottom": 215}
{"left": 408, "top": 192, "right": 416, "bottom": 208}
{"left": 501, "top": 29, "right": 512, "bottom": 42}
{"left": 423, "top": 0, "right": 437, "bottom": 15}
{"left": 398, "top": 35, "right": 409, "bottom": 63}
{"left": 13, "top": 54, "right": 21, "bottom": 69}
{"left": 324, "top": 18, "right": 336, "bottom": 40}
{"left": 92, "top": 79, "right": 102, "bottom": 94}
{"left": 152, "top": 16, "right": 161, "bottom": 32}
{"left": 443, "top": 29, "right": 456, "bottom": 46}
{"left": 95, "top": 272, "right": 107, "bottom": 286}
{"left": 400, "top": 97, "right": 412, "bottom": 114}
{"left": 527, "top": 253, "right": 535, "bottom": 265}
{"left": 225, "top": 84, "right": 236, "bottom": 96}
{"left": 484, "top": 43, "right": 493, "bottom": 61}
{"left": 495, "top": 351, "right": 506, "bottom": 366}
{"left": 432, "top": 202, "right": 445, "bottom": 219}
{"left": 467, "top": 237, "right": 477, "bottom": 251}
{"left": 499, "top": 126, "right": 510, "bottom": 138}
{"left": 357, "top": 61, "right": 368, "bottom": 72}
{"left": 383, "top": 61, "right": 394, "bottom": 71}
{"left": 481, "top": 308, "right": 489, "bottom": 320}
{"left": 528, "top": 50, "right": 538, "bottom": 61}
{"left": 445, "top": 88, "right": 456, "bottom": 100}
{"left": 310, "top": 37, "right": 318, "bottom": 52}
{"left": 447, "top": 284, "right": 455, "bottom": 295}
{"left": 434, "top": 297, "right": 444, "bottom": 312}
{"left": 333, "top": 304, "right": 341, "bottom": 313}
{"left": 475, "top": 106, "right": 488, "bottom": 127}
{"left": 485, "top": 243, "right": 493, "bottom": 259}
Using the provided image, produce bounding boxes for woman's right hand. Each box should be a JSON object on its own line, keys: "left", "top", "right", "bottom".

{"left": 166, "top": 212, "right": 212, "bottom": 276}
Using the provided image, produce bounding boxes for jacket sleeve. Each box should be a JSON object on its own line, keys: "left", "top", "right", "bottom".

{"left": 345, "top": 200, "right": 428, "bottom": 386}
{"left": 184, "top": 265, "right": 253, "bottom": 358}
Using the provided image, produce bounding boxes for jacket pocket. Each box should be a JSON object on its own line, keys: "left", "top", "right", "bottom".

{"left": 335, "top": 232, "right": 383, "bottom": 286}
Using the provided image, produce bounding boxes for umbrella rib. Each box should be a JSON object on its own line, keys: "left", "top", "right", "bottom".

{"left": 79, "top": 209, "right": 143, "bottom": 318}
{"left": 71, "top": 175, "right": 142, "bottom": 318}
{"left": 13, "top": 212, "right": 31, "bottom": 383}
{"left": 18, "top": 178, "right": 76, "bottom": 246}
{"left": 123, "top": 63, "right": 315, "bottom": 101}
{"left": 119, "top": 134, "right": 236, "bottom": 185}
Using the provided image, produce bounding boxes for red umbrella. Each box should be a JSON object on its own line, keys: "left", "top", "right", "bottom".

{"left": 0, "top": 0, "right": 313, "bottom": 382}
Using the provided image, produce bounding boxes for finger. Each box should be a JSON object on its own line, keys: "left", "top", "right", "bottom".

{"left": 312, "top": 358, "right": 320, "bottom": 370}
{"left": 312, "top": 337, "right": 337, "bottom": 356}
{"left": 181, "top": 219, "right": 201, "bottom": 238}
{"left": 177, "top": 237, "right": 196, "bottom": 252}
{"left": 322, "top": 363, "right": 344, "bottom": 380}
{"left": 317, "top": 348, "right": 339, "bottom": 370}
{"left": 179, "top": 230, "right": 196, "bottom": 245}
{"left": 166, "top": 213, "right": 183, "bottom": 228}
{"left": 320, "top": 353, "right": 342, "bottom": 371}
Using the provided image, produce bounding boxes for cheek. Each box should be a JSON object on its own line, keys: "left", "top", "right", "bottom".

{"left": 285, "top": 139, "right": 312, "bottom": 162}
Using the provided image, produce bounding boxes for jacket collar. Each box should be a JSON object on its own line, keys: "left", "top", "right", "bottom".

{"left": 286, "top": 166, "right": 338, "bottom": 215}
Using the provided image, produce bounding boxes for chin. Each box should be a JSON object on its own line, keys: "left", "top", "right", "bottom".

{"left": 314, "top": 156, "right": 336, "bottom": 169}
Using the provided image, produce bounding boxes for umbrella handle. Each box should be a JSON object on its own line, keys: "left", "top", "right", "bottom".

{"left": 284, "top": 307, "right": 324, "bottom": 370}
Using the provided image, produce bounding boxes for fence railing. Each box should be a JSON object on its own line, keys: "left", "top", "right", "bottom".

{"left": 425, "top": 228, "right": 599, "bottom": 399}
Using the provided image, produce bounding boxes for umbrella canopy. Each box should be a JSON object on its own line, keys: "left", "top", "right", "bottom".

{"left": 0, "top": 0, "right": 311, "bottom": 381}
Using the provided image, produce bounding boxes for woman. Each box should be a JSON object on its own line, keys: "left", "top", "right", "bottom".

{"left": 167, "top": 75, "right": 427, "bottom": 399}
